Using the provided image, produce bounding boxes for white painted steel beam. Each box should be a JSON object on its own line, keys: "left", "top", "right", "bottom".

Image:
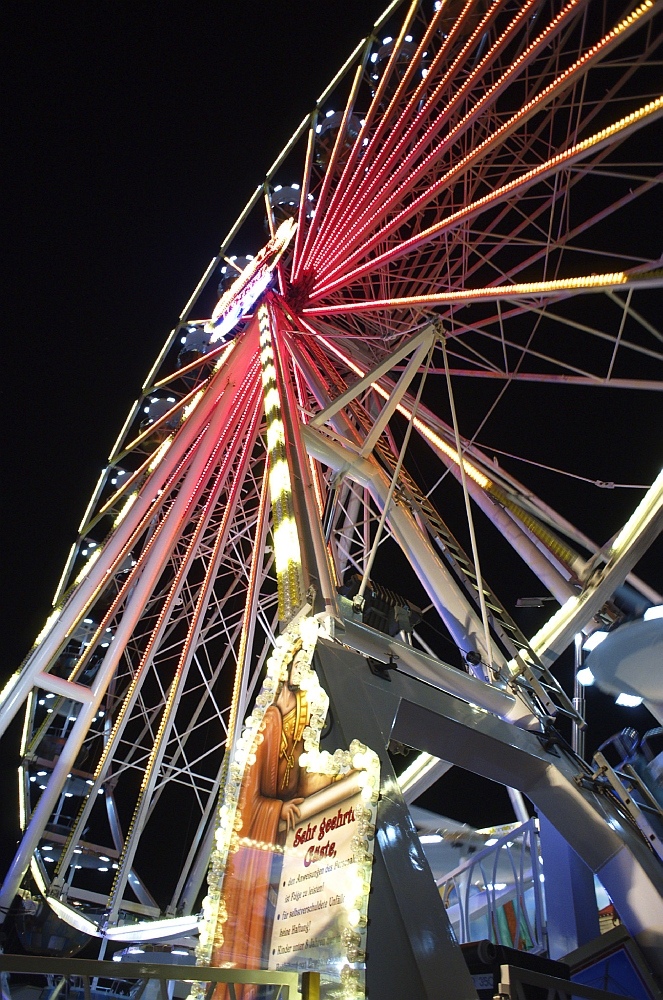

{"left": 359, "top": 333, "right": 434, "bottom": 458}
{"left": 303, "top": 424, "right": 513, "bottom": 677}
{"left": 330, "top": 340, "right": 582, "bottom": 601}
{"left": 310, "top": 324, "right": 435, "bottom": 428}
{"left": 338, "top": 613, "right": 540, "bottom": 730}
{"left": 33, "top": 672, "right": 95, "bottom": 704}
{"left": 524, "top": 470, "right": 663, "bottom": 670}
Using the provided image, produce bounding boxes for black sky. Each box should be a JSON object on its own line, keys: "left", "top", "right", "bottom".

{"left": 3, "top": 2, "right": 662, "bottom": 874}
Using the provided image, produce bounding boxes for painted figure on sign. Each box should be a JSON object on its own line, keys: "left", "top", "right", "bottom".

{"left": 211, "top": 642, "right": 331, "bottom": 997}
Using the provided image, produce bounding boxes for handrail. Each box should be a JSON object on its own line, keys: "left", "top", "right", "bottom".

{"left": 0, "top": 955, "right": 320, "bottom": 1000}
{"left": 436, "top": 818, "right": 546, "bottom": 953}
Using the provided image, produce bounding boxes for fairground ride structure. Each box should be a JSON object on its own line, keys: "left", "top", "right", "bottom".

{"left": 1, "top": 0, "right": 662, "bottom": 988}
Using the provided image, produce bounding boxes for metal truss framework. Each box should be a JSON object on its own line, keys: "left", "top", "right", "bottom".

{"left": 0, "top": 0, "right": 661, "bottom": 942}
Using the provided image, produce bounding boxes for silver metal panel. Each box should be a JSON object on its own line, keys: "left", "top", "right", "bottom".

{"left": 538, "top": 814, "right": 600, "bottom": 959}
{"left": 314, "top": 640, "right": 479, "bottom": 1000}
{"left": 315, "top": 637, "right": 663, "bottom": 980}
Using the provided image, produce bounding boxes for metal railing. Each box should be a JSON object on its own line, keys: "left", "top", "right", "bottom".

{"left": 0, "top": 955, "right": 320, "bottom": 1000}
{"left": 436, "top": 818, "right": 546, "bottom": 953}
{"left": 496, "top": 963, "right": 636, "bottom": 1000}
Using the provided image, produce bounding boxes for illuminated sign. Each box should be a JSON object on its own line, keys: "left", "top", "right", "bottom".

{"left": 268, "top": 774, "right": 378, "bottom": 996}
{"left": 205, "top": 218, "right": 297, "bottom": 343}
{"left": 197, "top": 616, "right": 379, "bottom": 1000}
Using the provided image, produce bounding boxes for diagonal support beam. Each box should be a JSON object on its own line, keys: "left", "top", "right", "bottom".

{"left": 33, "top": 673, "right": 94, "bottom": 705}
{"left": 310, "top": 324, "right": 436, "bottom": 428}
{"left": 360, "top": 330, "right": 435, "bottom": 458}
{"left": 302, "top": 422, "right": 510, "bottom": 676}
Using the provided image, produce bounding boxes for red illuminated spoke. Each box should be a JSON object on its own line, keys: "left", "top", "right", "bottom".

{"left": 309, "top": 0, "right": 561, "bottom": 273}
{"left": 303, "top": 4, "right": 659, "bottom": 305}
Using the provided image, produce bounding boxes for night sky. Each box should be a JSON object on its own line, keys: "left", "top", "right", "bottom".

{"left": 3, "top": 2, "right": 662, "bottom": 883}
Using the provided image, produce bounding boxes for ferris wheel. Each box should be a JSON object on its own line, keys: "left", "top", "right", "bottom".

{"left": 0, "top": 0, "right": 662, "bottom": 950}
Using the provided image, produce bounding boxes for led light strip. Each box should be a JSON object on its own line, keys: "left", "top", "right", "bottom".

{"left": 312, "top": 0, "right": 550, "bottom": 274}
{"left": 304, "top": 269, "right": 640, "bottom": 316}
{"left": 310, "top": 92, "right": 663, "bottom": 298}
{"left": 259, "top": 303, "right": 305, "bottom": 621}
{"left": 316, "top": 0, "right": 655, "bottom": 279}
{"left": 52, "top": 371, "right": 264, "bottom": 889}
{"left": 206, "top": 219, "right": 297, "bottom": 342}
{"left": 609, "top": 468, "right": 663, "bottom": 557}
{"left": 102, "top": 387, "right": 264, "bottom": 915}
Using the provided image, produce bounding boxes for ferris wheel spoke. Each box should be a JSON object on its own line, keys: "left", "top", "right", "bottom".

{"left": 304, "top": 0, "right": 469, "bottom": 266}
{"left": 606, "top": 288, "right": 663, "bottom": 343}
{"left": 383, "top": 140, "right": 580, "bottom": 304}
{"left": 418, "top": 369, "right": 663, "bottom": 390}
{"left": 290, "top": 117, "right": 318, "bottom": 281}
{"left": 310, "top": 95, "right": 663, "bottom": 300}
{"left": 294, "top": 59, "right": 368, "bottom": 280}
{"left": 316, "top": 36, "right": 653, "bottom": 296}
{"left": 383, "top": 138, "right": 654, "bottom": 309}
{"left": 311, "top": 0, "right": 650, "bottom": 283}
{"left": 302, "top": 267, "right": 663, "bottom": 320}
{"left": 312, "top": 0, "right": 583, "bottom": 275}
{"left": 56, "top": 402, "right": 264, "bottom": 912}
{"left": 309, "top": 332, "right": 643, "bottom": 602}
{"left": 302, "top": 0, "right": 424, "bottom": 271}
{"left": 318, "top": 293, "right": 663, "bottom": 394}
{"left": 309, "top": 0, "right": 532, "bottom": 266}
{"left": 3, "top": 360, "right": 267, "bottom": 913}
{"left": 449, "top": 172, "right": 660, "bottom": 308}
{"left": 49, "top": 407, "right": 263, "bottom": 891}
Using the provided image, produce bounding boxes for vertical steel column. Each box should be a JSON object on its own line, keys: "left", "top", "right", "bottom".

{"left": 573, "top": 633, "right": 586, "bottom": 760}
{"left": 268, "top": 302, "right": 338, "bottom": 618}
{"left": 538, "top": 814, "right": 600, "bottom": 958}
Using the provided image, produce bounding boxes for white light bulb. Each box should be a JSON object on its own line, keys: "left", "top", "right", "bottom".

{"left": 584, "top": 630, "right": 608, "bottom": 651}
{"left": 616, "top": 693, "right": 643, "bottom": 707}
{"left": 576, "top": 667, "right": 595, "bottom": 687}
